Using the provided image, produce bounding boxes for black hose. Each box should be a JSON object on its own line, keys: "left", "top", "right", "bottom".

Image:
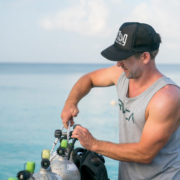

{"left": 67, "top": 124, "right": 81, "bottom": 160}
{"left": 67, "top": 138, "right": 77, "bottom": 160}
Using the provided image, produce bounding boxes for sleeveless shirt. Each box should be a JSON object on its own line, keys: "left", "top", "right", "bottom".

{"left": 116, "top": 72, "right": 180, "bottom": 180}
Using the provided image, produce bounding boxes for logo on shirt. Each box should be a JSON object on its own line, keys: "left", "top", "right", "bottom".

{"left": 115, "top": 30, "right": 128, "bottom": 46}
{"left": 118, "top": 99, "right": 134, "bottom": 123}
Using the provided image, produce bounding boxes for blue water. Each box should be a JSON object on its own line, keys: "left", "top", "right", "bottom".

{"left": 0, "top": 63, "right": 180, "bottom": 180}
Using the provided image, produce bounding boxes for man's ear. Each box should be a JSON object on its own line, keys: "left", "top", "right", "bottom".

{"left": 141, "top": 52, "right": 151, "bottom": 64}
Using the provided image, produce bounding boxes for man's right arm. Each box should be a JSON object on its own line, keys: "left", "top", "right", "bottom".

{"left": 61, "top": 65, "right": 123, "bottom": 128}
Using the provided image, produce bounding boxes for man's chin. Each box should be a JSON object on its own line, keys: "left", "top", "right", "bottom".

{"left": 125, "top": 75, "right": 131, "bottom": 79}
{"left": 124, "top": 73, "right": 133, "bottom": 79}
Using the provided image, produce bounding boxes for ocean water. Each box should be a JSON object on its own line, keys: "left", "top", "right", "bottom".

{"left": 0, "top": 63, "right": 180, "bottom": 180}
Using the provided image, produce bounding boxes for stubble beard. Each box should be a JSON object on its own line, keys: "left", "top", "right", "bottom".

{"left": 125, "top": 71, "right": 134, "bottom": 79}
{"left": 125, "top": 69, "right": 141, "bottom": 79}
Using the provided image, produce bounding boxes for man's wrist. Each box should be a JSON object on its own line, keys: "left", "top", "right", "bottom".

{"left": 65, "top": 100, "right": 78, "bottom": 106}
{"left": 91, "top": 139, "right": 100, "bottom": 152}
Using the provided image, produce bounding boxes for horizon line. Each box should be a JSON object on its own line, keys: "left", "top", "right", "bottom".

{"left": 0, "top": 62, "right": 180, "bottom": 65}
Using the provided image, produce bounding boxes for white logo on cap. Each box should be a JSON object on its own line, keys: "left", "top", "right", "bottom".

{"left": 115, "top": 30, "right": 128, "bottom": 46}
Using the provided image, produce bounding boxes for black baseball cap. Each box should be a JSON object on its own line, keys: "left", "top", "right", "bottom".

{"left": 101, "top": 22, "right": 161, "bottom": 61}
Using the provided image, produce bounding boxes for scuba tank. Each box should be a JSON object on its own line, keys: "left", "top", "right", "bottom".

{"left": 50, "top": 124, "right": 81, "bottom": 180}
{"left": 16, "top": 150, "right": 62, "bottom": 180}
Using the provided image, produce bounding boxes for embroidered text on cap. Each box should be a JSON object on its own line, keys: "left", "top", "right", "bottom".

{"left": 115, "top": 30, "right": 128, "bottom": 46}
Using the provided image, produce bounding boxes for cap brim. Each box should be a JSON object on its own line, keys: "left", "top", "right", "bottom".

{"left": 101, "top": 44, "right": 135, "bottom": 61}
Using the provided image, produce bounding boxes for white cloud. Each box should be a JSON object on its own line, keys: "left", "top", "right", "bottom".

{"left": 5, "top": 0, "right": 35, "bottom": 8}
{"left": 94, "top": 44, "right": 101, "bottom": 49}
{"left": 41, "top": 0, "right": 111, "bottom": 37}
{"left": 165, "top": 43, "right": 180, "bottom": 50}
{"left": 124, "top": 0, "right": 180, "bottom": 39}
{"left": 109, "top": 0, "right": 122, "bottom": 5}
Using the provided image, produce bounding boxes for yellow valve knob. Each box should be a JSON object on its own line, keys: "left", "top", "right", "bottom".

{"left": 42, "top": 149, "right": 50, "bottom": 159}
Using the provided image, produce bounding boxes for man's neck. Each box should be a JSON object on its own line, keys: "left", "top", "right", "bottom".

{"left": 128, "top": 66, "right": 164, "bottom": 98}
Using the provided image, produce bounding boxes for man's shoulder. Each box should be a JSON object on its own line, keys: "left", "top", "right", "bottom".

{"left": 148, "top": 83, "right": 180, "bottom": 116}
{"left": 155, "top": 83, "right": 180, "bottom": 101}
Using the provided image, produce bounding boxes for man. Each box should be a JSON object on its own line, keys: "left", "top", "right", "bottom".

{"left": 61, "top": 22, "right": 180, "bottom": 179}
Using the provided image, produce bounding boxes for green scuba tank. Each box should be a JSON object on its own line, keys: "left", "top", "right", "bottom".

{"left": 17, "top": 150, "right": 63, "bottom": 180}
{"left": 50, "top": 124, "right": 81, "bottom": 180}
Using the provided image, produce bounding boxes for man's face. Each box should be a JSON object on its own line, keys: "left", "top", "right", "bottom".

{"left": 116, "top": 55, "right": 143, "bottom": 79}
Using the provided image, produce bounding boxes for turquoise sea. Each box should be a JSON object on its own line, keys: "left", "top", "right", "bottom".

{"left": 1, "top": 63, "right": 180, "bottom": 180}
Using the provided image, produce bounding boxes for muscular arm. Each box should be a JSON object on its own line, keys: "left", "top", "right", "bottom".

{"left": 61, "top": 65, "right": 123, "bottom": 128}
{"left": 72, "top": 85, "right": 180, "bottom": 164}
{"left": 65, "top": 65, "right": 120, "bottom": 105}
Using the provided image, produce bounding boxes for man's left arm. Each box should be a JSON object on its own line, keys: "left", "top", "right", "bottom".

{"left": 72, "top": 85, "right": 180, "bottom": 164}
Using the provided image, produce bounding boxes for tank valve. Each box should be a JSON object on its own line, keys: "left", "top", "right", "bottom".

{"left": 41, "top": 159, "right": 50, "bottom": 169}
{"left": 57, "top": 147, "right": 66, "bottom": 156}
{"left": 54, "top": 129, "right": 62, "bottom": 139}
{"left": 17, "top": 170, "right": 31, "bottom": 180}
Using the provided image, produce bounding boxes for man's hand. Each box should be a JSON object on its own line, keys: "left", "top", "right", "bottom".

{"left": 61, "top": 103, "right": 79, "bottom": 129}
{"left": 71, "top": 125, "right": 98, "bottom": 151}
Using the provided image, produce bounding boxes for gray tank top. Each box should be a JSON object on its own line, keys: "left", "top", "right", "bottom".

{"left": 116, "top": 72, "right": 180, "bottom": 180}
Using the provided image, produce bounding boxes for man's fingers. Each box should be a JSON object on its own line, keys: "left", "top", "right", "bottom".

{"left": 61, "top": 105, "right": 79, "bottom": 129}
{"left": 71, "top": 126, "right": 96, "bottom": 151}
{"left": 64, "top": 122, "right": 68, "bottom": 129}
{"left": 72, "top": 127, "right": 89, "bottom": 142}
{"left": 72, "top": 108, "right": 79, "bottom": 117}
{"left": 69, "top": 117, "right": 75, "bottom": 127}
{"left": 62, "top": 118, "right": 71, "bottom": 129}
{"left": 74, "top": 125, "right": 88, "bottom": 133}
{"left": 63, "top": 118, "right": 74, "bottom": 129}
{"left": 72, "top": 128, "right": 84, "bottom": 137}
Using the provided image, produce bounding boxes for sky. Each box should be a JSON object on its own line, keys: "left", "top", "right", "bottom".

{"left": 0, "top": 0, "right": 180, "bottom": 64}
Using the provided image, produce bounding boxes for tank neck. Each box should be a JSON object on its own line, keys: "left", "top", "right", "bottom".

{"left": 58, "top": 156, "right": 68, "bottom": 160}
{"left": 39, "top": 167, "right": 51, "bottom": 174}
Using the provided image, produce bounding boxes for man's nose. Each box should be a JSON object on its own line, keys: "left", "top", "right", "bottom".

{"left": 117, "top": 61, "right": 123, "bottom": 67}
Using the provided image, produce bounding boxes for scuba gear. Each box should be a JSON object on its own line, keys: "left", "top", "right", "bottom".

{"left": 33, "top": 165, "right": 62, "bottom": 180}
{"left": 80, "top": 150, "right": 109, "bottom": 180}
{"left": 67, "top": 124, "right": 80, "bottom": 160}
{"left": 42, "top": 149, "right": 50, "bottom": 159}
{"left": 17, "top": 171, "right": 31, "bottom": 180}
{"left": 50, "top": 123, "right": 81, "bottom": 180}
{"left": 17, "top": 161, "right": 35, "bottom": 180}
{"left": 41, "top": 159, "right": 50, "bottom": 169}
{"left": 71, "top": 147, "right": 84, "bottom": 169}
{"left": 16, "top": 150, "right": 62, "bottom": 180}
{"left": 26, "top": 162, "right": 35, "bottom": 173}
{"left": 51, "top": 156, "right": 80, "bottom": 180}
{"left": 10, "top": 122, "right": 110, "bottom": 180}
{"left": 69, "top": 124, "right": 110, "bottom": 179}
{"left": 71, "top": 148, "right": 110, "bottom": 180}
